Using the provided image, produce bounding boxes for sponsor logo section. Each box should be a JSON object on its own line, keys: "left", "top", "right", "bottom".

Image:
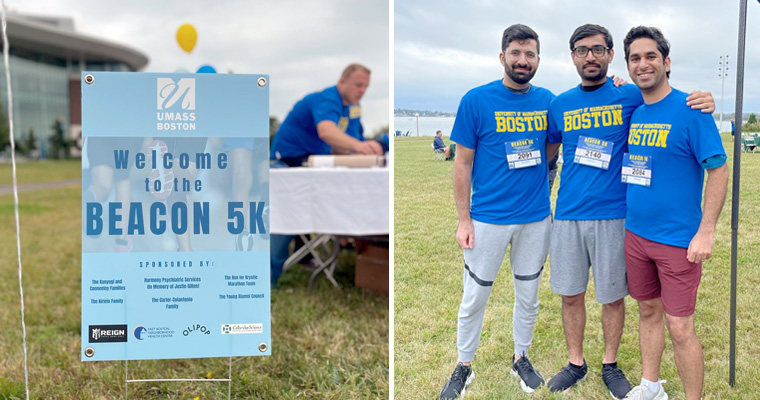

{"left": 133, "top": 325, "right": 175, "bottom": 340}
{"left": 221, "top": 323, "right": 263, "bottom": 335}
{"left": 89, "top": 324, "right": 128, "bottom": 343}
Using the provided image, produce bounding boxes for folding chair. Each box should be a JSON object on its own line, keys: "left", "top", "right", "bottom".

{"left": 742, "top": 135, "right": 756, "bottom": 152}
{"left": 432, "top": 143, "right": 446, "bottom": 161}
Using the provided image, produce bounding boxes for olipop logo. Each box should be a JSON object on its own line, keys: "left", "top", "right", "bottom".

{"left": 156, "top": 78, "right": 197, "bottom": 131}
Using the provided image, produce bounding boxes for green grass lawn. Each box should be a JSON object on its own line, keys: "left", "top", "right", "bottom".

{"left": 0, "top": 162, "right": 388, "bottom": 399}
{"left": 0, "top": 159, "right": 81, "bottom": 185}
{"left": 394, "top": 135, "right": 760, "bottom": 399}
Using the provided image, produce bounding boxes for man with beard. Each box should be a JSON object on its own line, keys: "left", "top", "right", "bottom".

{"left": 439, "top": 24, "right": 554, "bottom": 399}
{"left": 544, "top": 25, "right": 714, "bottom": 398}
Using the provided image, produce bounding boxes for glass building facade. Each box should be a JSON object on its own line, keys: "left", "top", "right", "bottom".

{"left": 1, "top": 14, "right": 147, "bottom": 157}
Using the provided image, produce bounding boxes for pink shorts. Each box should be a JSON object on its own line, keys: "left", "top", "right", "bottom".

{"left": 624, "top": 230, "right": 702, "bottom": 317}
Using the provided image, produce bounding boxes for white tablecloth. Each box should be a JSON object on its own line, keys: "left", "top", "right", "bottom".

{"left": 269, "top": 167, "right": 389, "bottom": 235}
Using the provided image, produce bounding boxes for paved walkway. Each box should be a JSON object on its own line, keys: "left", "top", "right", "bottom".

{"left": 0, "top": 179, "right": 80, "bottom": 196}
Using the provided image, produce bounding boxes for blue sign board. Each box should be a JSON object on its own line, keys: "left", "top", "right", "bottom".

{"left": 81, "top": 72, "right": 271, "bottom": 361}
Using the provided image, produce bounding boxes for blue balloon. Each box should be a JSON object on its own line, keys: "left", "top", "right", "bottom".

{"left": 196, "top": 65, "right": 216, "bottom": 74}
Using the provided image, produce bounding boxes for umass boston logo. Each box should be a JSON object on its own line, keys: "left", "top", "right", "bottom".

{"left": 89, "top": 324, "right": 128, "bottom": 343}
{"left": 156, "top": 77, "right": 196, "bottom": 131}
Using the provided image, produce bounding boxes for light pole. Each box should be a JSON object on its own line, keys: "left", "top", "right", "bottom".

{"left": 719, "top": 55, "right": 729, "bottom": 132}
{"left": 415, "top": 113, "right": 420, "bottom": 136}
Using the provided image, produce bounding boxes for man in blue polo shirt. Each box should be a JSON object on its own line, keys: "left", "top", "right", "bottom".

{"left": 439, "top": 24, "right": 554, "bottom": 399}
{"left": 270, "top": 63, "right": 383, "bottom": 167}
{"left": 269, "top": 64, "right": 383, "bottom": 286}
{"left": 544, "top": 25, "right": 714, "bottom": 398}
{"left": 622, "top": 26, "right": 728, "bottom": 400}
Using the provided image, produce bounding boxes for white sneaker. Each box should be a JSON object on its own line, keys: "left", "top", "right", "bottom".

{"left": 623, "top": 380, "right": 668, "bottom": 400}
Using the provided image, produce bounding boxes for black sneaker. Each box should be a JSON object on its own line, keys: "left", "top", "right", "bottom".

{"left": 547, "top": 360, "right": 588, "bottom": 392}
{"left": 440, "top": 363, "right": 474, "bottom": 399}
{"left": 510, "top": 355, "right": 545, "bottom": 393}
{"left": 602, "top": 362, "right": 632, "bottom": 399}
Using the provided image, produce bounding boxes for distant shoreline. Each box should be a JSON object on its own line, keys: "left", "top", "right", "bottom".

{"left": 395, "top": 110, "right": 757, "bottom": 123}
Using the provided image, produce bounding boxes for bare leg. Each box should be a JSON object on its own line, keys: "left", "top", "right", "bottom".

{"left": 665, "top": 313, "right": 703, "bottom": 400}
{"left": 562, "top": 292, "right": 586, "bottom": 365}
{"left": 174, "top": 163, "right": 197, "bottom": 252}
{"left": 601, "top": 298, "right": 625, "bottom": 364}
{"left": 114, "top": 178, "right": 132, "bottom": 240}
{"left": 230, "top": 148, "right": 253, "bottom": 229}
{"left": 638, "top": 298, "right": 665, "bottom": 382}
{"left": 88, "top": 165, "right": 114, "bottom": 202}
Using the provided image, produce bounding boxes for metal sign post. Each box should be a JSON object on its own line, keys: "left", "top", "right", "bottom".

{"left": 729, "top": 0, "right": 748, "bottom": 387}
{"left": 124, "top": 357, "right": 233, "bottom": 400}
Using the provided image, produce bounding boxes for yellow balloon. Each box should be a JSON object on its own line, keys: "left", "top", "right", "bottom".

{"left": 176, "top": 23, "right": 197, "bottom": 53}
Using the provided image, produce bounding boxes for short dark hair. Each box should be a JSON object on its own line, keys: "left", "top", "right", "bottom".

{"left": 569, "top": 24, "right": 613, "bottom": 51}
{"left": 623, "top": 26, "right": 670, "bottom": 78}
{"left": 502, "top": 24, "right": 540, "bottom": 54}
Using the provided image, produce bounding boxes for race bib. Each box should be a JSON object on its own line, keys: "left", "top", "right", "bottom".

{"left": 505, "top": 139, "right": 541, "bottom": 169}
{"left": 574, "top": 135, "right": 612, "bottom": 170}
{"left": 621, "top": 153, "right": 652, "bottom": 187}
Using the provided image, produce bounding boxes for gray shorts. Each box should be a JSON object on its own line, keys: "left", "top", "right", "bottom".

{"left": 549, "top": 218, "right": 628, "bottom": 304}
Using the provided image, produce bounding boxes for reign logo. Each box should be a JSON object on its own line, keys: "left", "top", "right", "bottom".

{"left": 89, "top": 324, "right": 128, "bottom": 343}
{"left": 157, "top": 78, "right": 195, "bottom": 110}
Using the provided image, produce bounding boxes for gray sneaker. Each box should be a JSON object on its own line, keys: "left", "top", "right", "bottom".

{"left": 623, "top": 380, "right": 668, "bottom": 400}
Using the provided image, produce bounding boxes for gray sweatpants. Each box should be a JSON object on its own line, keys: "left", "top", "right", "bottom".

{"left": 457, "top": 216, "right": 551, "bottom": 363}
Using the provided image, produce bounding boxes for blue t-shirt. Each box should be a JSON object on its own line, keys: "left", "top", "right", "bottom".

{"left": 625, "top": 88, "right": 726, "bottom": 248}
{"left": 451, "top": 80, "right": 555, "bottom": 225}
{"left": 270, "top": 86, "right": 361, "bottom": 159}
{"left": 547, "top": 78, "right": 643, "bottom": 220}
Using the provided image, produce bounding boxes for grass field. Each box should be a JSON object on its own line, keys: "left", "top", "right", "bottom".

{"left": 0, "top": 159, "right": 80, "bottom": 186}
{"left": 394, "top": 135, "right": 760, "bottom": 399}
{"left": 0, "top": 162, "right": 388, "bottom": 399}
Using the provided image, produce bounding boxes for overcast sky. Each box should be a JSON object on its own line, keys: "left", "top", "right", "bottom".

{"left": 395, "top": 0, "right": 760, "bottom": 119}
{"left": 9, "top": 0, "right": 389, "bottom": 136}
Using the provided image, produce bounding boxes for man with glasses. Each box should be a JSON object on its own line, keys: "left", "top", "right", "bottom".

{"left": 438, "top": 24, "right": 554, "bottom": 399}
{"left": 544, "top": 24, "right": 714, "bottom": 398}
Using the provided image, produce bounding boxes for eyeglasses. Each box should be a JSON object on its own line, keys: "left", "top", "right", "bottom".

{"left": 573, "top": 45, "right": 609, "bottom": 58}
{"left": 507, "top": 49, "right": 538, "bottom": 60}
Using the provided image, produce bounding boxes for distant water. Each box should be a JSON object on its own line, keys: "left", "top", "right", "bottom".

{"left": 394, "top": 116, "right": 456, "bottom": 137}
{"left": 395, "top": 116, "right": 732, "bottom": 137}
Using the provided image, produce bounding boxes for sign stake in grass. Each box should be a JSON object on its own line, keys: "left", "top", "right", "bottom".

{"left": 1, "top": 2, "right": 30, "bottom": 399}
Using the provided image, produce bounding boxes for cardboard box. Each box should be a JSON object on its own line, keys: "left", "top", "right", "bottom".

{"left": 355, "top": 244, "right": 389, "bottom": 295}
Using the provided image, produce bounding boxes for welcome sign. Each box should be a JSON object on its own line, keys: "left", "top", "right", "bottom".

{"left": 80, "top": 72, "right": 271, "bottom": 361}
